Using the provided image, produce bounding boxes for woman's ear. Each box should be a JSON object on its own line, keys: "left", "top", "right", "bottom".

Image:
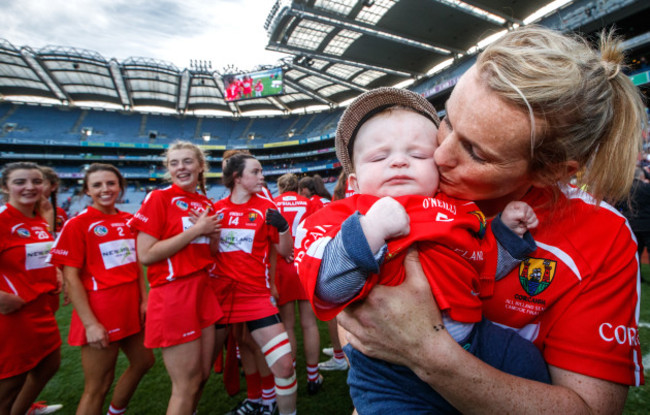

{"left": 348, "top": 173, "right": 361, "bottom": 193}
{"left": 531, "top": 160, "right": 579, "bottom": 188}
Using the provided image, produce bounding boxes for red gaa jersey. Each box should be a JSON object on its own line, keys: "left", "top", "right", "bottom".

{"left": 345, "top": 178, "right": 356, "bottom": 199}
{"left": 483, "top": 186, "right": 644, "bottom": 386}
{"left": 211, "top": 195, "right": 279, "bottom": 289}
{"left": 310, "top": 195, "right": 330, "bottom": 211}
{"left": 274, "top": 191, "right": 317, "bottom": 238}
{"left": 54, "top": 206, "right": 67, "bottom": 233}
{"left": 128, "top": 184, "right": 216, "bottom": 287}
{"left": 0, "top": 204, "right": 57, "bottom": 303}
{"left": 295, "top": 193, "right": 497, "bottom": 321}
{"left": 48, "top": 206, "right": 139, "bottom": 291}
{"left": 274, "top": 191, "right": 317, "bottom": 303}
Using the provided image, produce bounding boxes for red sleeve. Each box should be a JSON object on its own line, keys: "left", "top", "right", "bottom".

{"left": 543, "top": 223, "right": 643, "bottom": 384}
{"left": 49, "top": 217, "right": 86, "bottom": 269}
{"left": 129, "top": 190, "right": 165, "bottom": 239}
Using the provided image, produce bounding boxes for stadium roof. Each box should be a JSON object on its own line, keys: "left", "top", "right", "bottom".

{"left": 0, "top": 0, "right": 623, "bottom": 116}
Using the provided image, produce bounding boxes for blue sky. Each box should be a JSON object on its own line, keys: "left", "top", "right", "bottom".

{"left": 0, "top": 0, "right": 287, "bottom": 71}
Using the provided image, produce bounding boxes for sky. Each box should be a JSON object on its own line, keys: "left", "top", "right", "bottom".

{"left": 0, "top": 0, "right": 288, "bottom": 72}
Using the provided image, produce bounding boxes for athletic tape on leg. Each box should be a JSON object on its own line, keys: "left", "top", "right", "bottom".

{"left": 261, "top": 332, "right": 292, "bottom": 368}
{"left": 275, "top": 372, "right": 297, "bottom": 396}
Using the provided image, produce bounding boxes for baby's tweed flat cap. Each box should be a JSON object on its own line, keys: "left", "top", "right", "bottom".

{"left": 335, "top": 87, "right": 440, "bottom": 174}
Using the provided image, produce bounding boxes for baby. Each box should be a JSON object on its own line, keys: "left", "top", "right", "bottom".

{"left": 295, "top": 87, "right": 550, "bottom": 413}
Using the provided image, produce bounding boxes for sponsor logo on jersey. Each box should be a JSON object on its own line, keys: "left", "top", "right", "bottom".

{"left": 219, "top": 228, "right": 255, "bottom": 253}
{"left": 16, "top": 228, "right": 30, "bottom": 238}
{"left": 25, "top": 242, "right": 53, "bottom": 270}
{"left": 99, "top": 238, "right": 137, "bottom": 269}
{"left": 94, "top": 225, "right": 109, "bottom": 237}
{"left": 248, "top": 212, "right": 258, "bottom": 222}
{"left": 468, "top": 210, "right": 487, "bottom": 239}
{"left": 176, "top": 200, "right": 189, "bottom": 211}
{"left": 55, "top": 216, "right": 65, "bottom": 228}
{"left": 181, "top": 217, "right": 209, "bottom": 245}
{"left": 519, "top": 257, "right": 556, "bottom": 296}
{"left": 217, "top": 212, "right": 224, "bottom": 221}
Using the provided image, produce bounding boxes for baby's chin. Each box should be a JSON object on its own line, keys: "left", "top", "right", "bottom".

{"left": 377, "top": 188, "right": 436, "bottom": 198}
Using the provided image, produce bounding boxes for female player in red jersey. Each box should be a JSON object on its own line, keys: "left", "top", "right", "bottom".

{"left": 48, "top": 163, "right": 154, "bottom": 415}
{"left": 129, "top": 141, "right": 223, "bottom": 415}
{"left": 211, "top": 153, "right": 297, "bottom": 415}
{"left": 273, "top": 173, "right": 323, "bottom": 394}
{"left": 337, "top": 26, "right": 646, "bottom": 413}
{"left": 297, "top": 175, "right": 331, "bottom": 210}
{"left": 0, "top": 162, "right": 61, "bottom": 415}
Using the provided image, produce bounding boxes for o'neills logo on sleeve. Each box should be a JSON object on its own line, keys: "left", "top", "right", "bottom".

{"left": 519, "top": 257, "right": 556, "bottom": 296}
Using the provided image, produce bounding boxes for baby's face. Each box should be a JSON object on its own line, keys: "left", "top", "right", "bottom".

{"left": 349, "top": 108, "right": 439, "bottom": 198}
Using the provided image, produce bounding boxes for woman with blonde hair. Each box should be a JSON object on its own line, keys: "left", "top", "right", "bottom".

{"left": 130, "top": 141, "right": 223, "bottom": 414}
{"left": 337, "top": 25, "right": 646, "bottom": 413}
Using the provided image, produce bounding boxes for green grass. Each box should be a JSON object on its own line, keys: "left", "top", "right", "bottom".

{"left": 36, "top": 268, "right": 650, "bottom": 414}
{"left": 37, "top": 304, "right": 353, "bottom": 414}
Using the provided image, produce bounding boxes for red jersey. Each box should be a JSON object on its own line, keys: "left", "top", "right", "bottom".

{"left": 48, "top": 206, "right": 139, "bottom": 291}
{"left": 54, "top": 206, "right": 67, "bottom": 232}
{"left": 211, "top": 195, "right": 280, "bottom": 290}
{"left": 309, "top": 195, "right": 330, "bottom": 211}
{"left": 345, "top": 178, "right": 356, "bottom": 199}
{"left": 0, "top": 204, "right": 57, "bottom": 303}
{"left": 273, "top": 191, "right": 317, "bottom": 238}
{"left": 242, "top": 78, "right": 253, "bottom": 95}
{"left": 295, "top": 194, "right": 497, "bottom": 321}
{"left": 273, "top": 192, "right": 317, "bottom": 303}
{"left": 129, "top": 184, "right": 216, "bottom": 287}
{"left": 483, "top": 187, "right": 644, "bottom": 386}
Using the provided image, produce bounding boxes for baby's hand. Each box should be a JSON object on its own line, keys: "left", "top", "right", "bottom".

{"left": 363, "top": 197, "right": 410, "bottom": 241}
{"left": 501, "top": 201, "right": 538, "bottom": 238}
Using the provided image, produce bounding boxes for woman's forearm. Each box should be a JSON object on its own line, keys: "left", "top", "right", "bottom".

{"left": 410, "top": 338, "right": 626, "bottom": 414}
{"left": 63, "top": 266, "right": 99, "bottom": 328}
{"left": 275, "top": 230, "right": 293, "bottom": 258}
{"left": 137, "top": 227, "right": 202, "bottom": 265}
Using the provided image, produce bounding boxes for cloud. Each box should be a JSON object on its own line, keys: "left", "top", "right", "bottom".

{"left": 0, "top": 0, "right": 286, "bottom": 70}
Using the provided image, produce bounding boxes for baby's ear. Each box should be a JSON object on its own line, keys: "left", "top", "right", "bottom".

{"left": 348, "top": 173, "right": 361, "bottom": 193}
